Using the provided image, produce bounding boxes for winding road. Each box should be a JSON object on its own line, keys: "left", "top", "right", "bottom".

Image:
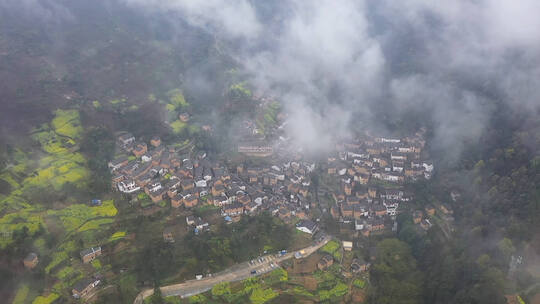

{"left": 133, "top": 235, "right": 331, "bottom": 303}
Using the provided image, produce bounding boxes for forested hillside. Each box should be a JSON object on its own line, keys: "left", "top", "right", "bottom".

{"left": 366, "top": 105, "right": 540, "bottom": 303}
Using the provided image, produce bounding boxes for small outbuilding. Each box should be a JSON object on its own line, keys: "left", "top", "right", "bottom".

{"left": 23, "top": 252, "right": 38, "bottom": 269}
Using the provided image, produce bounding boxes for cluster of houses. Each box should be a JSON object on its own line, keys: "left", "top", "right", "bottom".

{"left": 109, "top": 133, "right": 229, "bottom": 211}
{"left": 108, "top": 132, "right": 321, "bottom": 225}
{"left": 108, "top": 129, "right": 439, "bottom": 237}
{"left": 326, "top": 130, "right": 433, "bottom": 184}
{"left": 320, "top": 131, "right": 434, "bottom": 236}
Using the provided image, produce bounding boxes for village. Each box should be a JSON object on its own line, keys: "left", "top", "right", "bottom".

{"left": 107, "top": 125, "right": 439, "bottom": 233}
{"left": 40, "top": 105, "right": 458, "bottom": 301}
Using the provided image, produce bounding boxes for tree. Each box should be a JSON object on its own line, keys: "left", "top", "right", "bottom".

{"left": 369, "top": 239, "right": 423, "bottom": 304}
{"left": 189, "top": 294, "right": 207, "bottom": 303}
{"left": 497, "top": 238, "right": 515, "bottom": 261}
{"left": 212, "top": 282, "right": 232, "bottom": 302}
{"left": 149, "top": 286, "right": 164, "bottom": 304}
{"left": 249, "top": 287, "right": 278, "bottom": 304}
{"left": 80, "top": 126, "right": 114, "bottom": 194}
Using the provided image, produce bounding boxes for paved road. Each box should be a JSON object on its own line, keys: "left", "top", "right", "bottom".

{"left": 133, "top": 235, "right": 331, "bottom": 304}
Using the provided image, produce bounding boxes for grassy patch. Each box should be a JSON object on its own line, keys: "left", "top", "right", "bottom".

{"left": 229, "top": 82, "right": 252, "bottom": 98}
{"left": 32, "top": 293, "right": 59, "bottom": 304}
{"left": 92, "top": 259, "right": 102, "bottom": 269}
{"left": 169, "top": 120, "right": 186, "bottom": 134}
{"left": 249, "top": 287, "right": 278, "bottom": 304}
{"left": 109, "top": 231, "right": 127, "bottom": 242}
{"left": 45, "top": 251, "right": 69, "bottom": 273}
{"left": 289, "top": 286, "right": 314, "bottom": 298}
{"left": 314, "top": 269, "right": 337, "bottom": 284}
{"left": 13, "top": 284, "right": 30, "bottom": 304}
{"left": 78, "top": 218, "right": 115, "bottom": 232}
{"left": 26, "top": 110, "right": 89, "bottom": 191}
{"left": 0, "top": 172, "right": 20, "bottom": 189}
{"left": 49, "top": 200, "right": 117, "bottom": 232}
{"left": 241, "top": 277, "right": 260, "bottom": 295}
{"left": 33, "top": 238, "right": 46, "bottom": 253}
{"left": 188, "top": 294, "right": 207, "bottom": 303}
{"left": 140, "top": 199, "right": 154, "bottom": 208}
{"left": 51, "top": 109, "right": 83, "bottom": 139}
{"left": 168, "top": 89, "right": 189, "bottom": 109}
{"left": 353, "top": 279, "right": 366, "bottom": 289}
{"left": 0, "top": 210, "right": 43, "bottom": 247}
{"left": 109, "top": 98, "right": 127, "bottom": 105}
{"left": 56, "top": 266, "right": 76, "bottom": 280}
{"left": 0, "top": 109, "right": 92, "bottom": 248}
{"left": 265, "top": 268, "right": 288, "bottom": 285}
{"left": 27, "top": 158, "right": 89, "bottom": 190}
{"left": 318, "top": 282, "right": 349, "bottom": 301}
{"left": 256, "top": 101, "right": 281, "bottom": 134}
{"left": 320, "top": 240, "right": 342, "bottom": 259}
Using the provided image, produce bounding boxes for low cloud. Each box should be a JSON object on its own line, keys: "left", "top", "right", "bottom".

{"left": 127, "top": 0, "right": 539, "bottom": 160}
{"left": 5, "top": 0, "right": 538, "bottom": 161}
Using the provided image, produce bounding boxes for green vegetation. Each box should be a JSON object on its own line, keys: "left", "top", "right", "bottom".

{"left": 51, "top": 109, "right": 83, "bottom": 139}
{"left": 266, "top": 268, "right": 288, "bottom": 285}
{"left": 48, "top": 200, "right": 117, "bottom": 232}
{"left": 229, "top": 82, "right": 252, "bottom": 99}
{"left": 0, "top": 211, "right": 43, "bottom": 247}
{"left": 256, "top": 101, "right": 281, "bottom": 134}
{"left": 80, "top": 126, "right": 115, "bottom": 194}
{"left": 318, "top": 282, "right": 348, "bottom": 301}
{"left": 56, "top": 266, "right": 76, "bottom": 280}
{"left": 212, "top": 282, "right": 233, "bottom": 302}
{"left": 109, "top": 98, "right": 127, "bottom": 105}
{"left": 249, "top": 286, "right": 278, "bottom": 304}
{"left": 319, "top": 239, "right": 341, "bottom": 259}
{"left": 32, "top": 293, "right": 59, "bottom": 304}
{"left": 109, "top": 231, "right": 127, "bottom": 242}
{"left": 25, "top": 111, "right": 90, "bottom": 192}
{"left": 0, "top": 109, "right": 92, "bottom": 244}
{"left": 118, "top": 274, "right": 139, "bottom": 302}
{"left": 91, "top": 259, "right": 102, "bottom": 269}
{"left": 169, "top": 120, "right": 186, "bottom": 134}
{"left": 369, "top": 239, "right": 423, "bottom": 304}
{"left": 290, "top": 286, "right": 314, "bottom": 298}
{"left": 135, "top": 213, "right": 292, "bottom": 286}
{"left": 77, "top": 218, "right": 115, "bottom": 232}
{"left": 12, "top": 284, "right": 30, "bottom": 304}
{"left": 168, "top": 89, "right": 189, "bottom": 109}
{"left": 320, "top": 240, "right": 339, "bottom": 254}
{"left": 353, "top": 278, "right": 366, "bottom": 289}
{"left": 45, "top": 251, "right": 69, "bottom": 273}
{"left": 2, "top": 5, "right": 538, "bottom": 303}
{"left": 188, "top": 294, "right": 207, "bottom": 303}
{"left": 0, "top": 3, "right": 276, "bottom": 303}
{"left": 164, "top": 89, "right": 191, "bottom": 135}
{"left": 314, "top": 268, "right": 341, "bottom": 290}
